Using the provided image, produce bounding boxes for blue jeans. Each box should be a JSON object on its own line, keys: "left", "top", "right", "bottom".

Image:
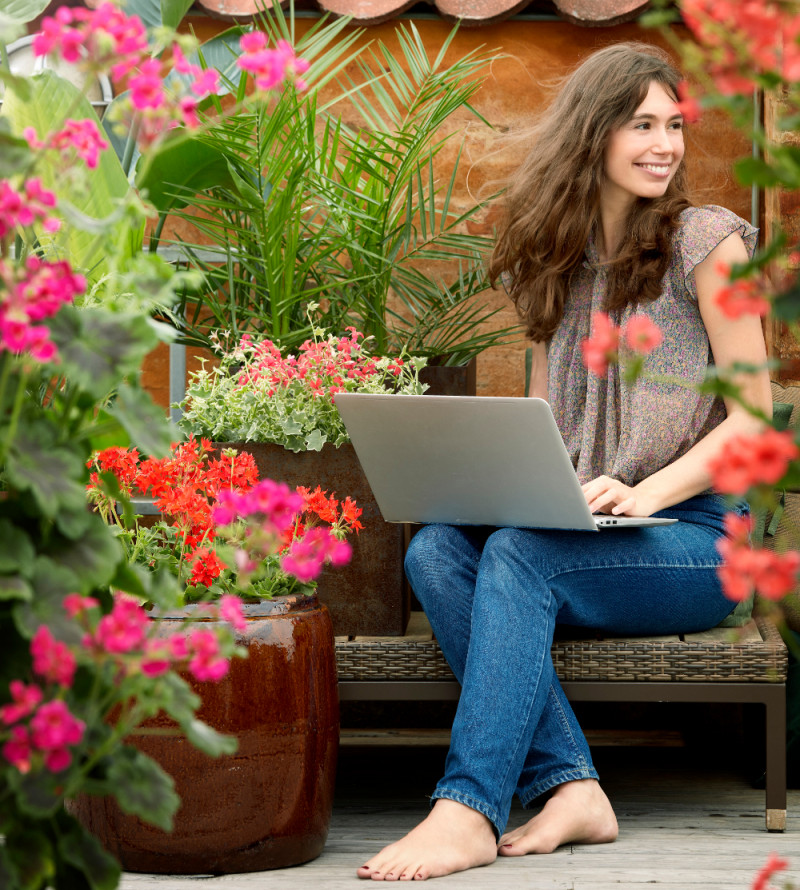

{"left": 403, "top": 494, "right": 742, "bottom": 839}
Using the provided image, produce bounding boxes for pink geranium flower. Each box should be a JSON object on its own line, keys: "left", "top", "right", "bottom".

{"left": 30, "top": 626, "right": 76, "bottom": 688}
{"left": 581, "top": 312, "right": 620, "bottom": 376}
{"left": 623, "top": 314, "right": 663, "bottom": 354}
{"left": 94, "top": 592, "right": 149, "bottom": 654}
{"left": 0, "top": 681, "right": 43, "bottom": 725}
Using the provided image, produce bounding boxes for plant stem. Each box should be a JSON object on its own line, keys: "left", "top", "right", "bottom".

{"left": 0, "top": 366, "right": 28, "bottom": 468}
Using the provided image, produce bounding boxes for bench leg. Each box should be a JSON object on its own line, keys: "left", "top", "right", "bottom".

{"left": 764, "top": 684, "right": 787, "bottom": 832}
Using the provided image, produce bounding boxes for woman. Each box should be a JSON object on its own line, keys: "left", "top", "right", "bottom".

{"left": 357, "top": 42, "right": 772, "bottom": 882}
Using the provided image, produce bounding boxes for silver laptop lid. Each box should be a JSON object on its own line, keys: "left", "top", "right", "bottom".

{"left": 334, "top": 394, "right": 676, "bottom": 531}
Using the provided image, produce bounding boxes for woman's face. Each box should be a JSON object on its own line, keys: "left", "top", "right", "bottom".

{"left": 602, "top": 81, "right": 685, "bottom": 211}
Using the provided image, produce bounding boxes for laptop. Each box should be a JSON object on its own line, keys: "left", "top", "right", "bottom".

{"left": 333, "top": 393, "right": 677, "bottom": 532}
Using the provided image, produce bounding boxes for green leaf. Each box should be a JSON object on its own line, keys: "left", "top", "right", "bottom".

{"left": 184, "top": 718, "right": 238, "bottom": 757}
{"left": 772, "top": 280, "right": 800, "bottom": 322}
{"left": 58, "top": 816, "right": 121, "bottom": 890}
{"left": 49, "top": 306, "right": 158, "bottom": 399}
{"left": 9, "top": 768, "right": 64, "bottom": 818}
{"left": 6, "top": 427, "right": 88, "bottom": 520}
{"left": 305, "top": 428, "right": 326, "bottom": 451}
{"left": 0, "top": 519, "right": 34, "bottom": 572}
{"left": 0, "top": 0, "right": 51, "bottom": 25}
{"left": 0, "top": 574, "right": 32, "bottom": 602}
{"left": 3, "top": 827, "right": 54, "bottom": 889}
{"left": 110, "top": 383, "right": 176, "bottom": 458}
{"left": 160, "top": 0, "right": 193, "bottom": 29}
{"left": 137, "top": 133, "right": 237, "bottom": 214}
{"left": 157, "top": 671, "right": 200, "bottom": 723}
{"left": 734, "top": 156, "right": 782, "bottom": 187}
{"left": 0, "top": 117, "right": 32, "bottom": 176}
{"left": 14, "top": 557, "right": 83, "bottom": 641}
{"left": 107, "top": 746, "right": 180, "bottom": 830}
{"left": 120, "top": 0, "right": 162, "bottom": 29}
{"left": 46, "top": 519, "right": 123, "bottom": 594}
{"left": 1, "top": 69, "right": 141, "bottom": 278}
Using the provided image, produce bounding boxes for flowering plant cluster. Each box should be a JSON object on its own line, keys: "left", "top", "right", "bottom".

{"left": 179, "top": 326, "right": 427, "bottom": 452}
{"left": 0, "top": 0, "right": 312, "bottom": 886}
{"left": 28, "top": 1, "right": 306, "bottom": 149}
{"left": 88, "top": 438, "right": 362, "bottom": 600}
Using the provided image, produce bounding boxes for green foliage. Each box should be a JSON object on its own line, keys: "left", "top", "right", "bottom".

{"left": 148, "top": 14, "right": 517, "bottom": 361}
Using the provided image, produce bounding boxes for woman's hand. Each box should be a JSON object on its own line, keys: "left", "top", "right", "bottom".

{"left": 581, "top": 476, "right": 655, "bottom": 517}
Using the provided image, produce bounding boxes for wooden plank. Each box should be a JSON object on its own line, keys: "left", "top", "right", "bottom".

{"left": 339, "top": 728, "right": 686, "bottom": 748}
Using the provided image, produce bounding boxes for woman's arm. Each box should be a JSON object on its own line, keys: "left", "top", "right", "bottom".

{"left": 526, "top": 341, "right": 549, "bottom": 400}
{"left": 584, "top": 232, "right": 773, "bottom": 517}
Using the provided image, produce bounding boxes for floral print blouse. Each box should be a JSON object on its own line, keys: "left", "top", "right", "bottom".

{"left": 547, "top": 205, "right": 759, "bottom": 487}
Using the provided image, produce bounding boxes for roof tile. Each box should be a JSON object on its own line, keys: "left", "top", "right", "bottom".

{"left": 192, "top": 0, "right": 651, "bottom": 26}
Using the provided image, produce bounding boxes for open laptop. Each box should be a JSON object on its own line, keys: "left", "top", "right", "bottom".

{"left": 334, "top": 393, "right": 677, "bottom": 532}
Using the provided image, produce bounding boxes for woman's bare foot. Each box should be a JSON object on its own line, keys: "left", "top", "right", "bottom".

{"left": 498, "top": 779, "right": 618, "bottom": 856}
{"left": 356, "top": 798, "right": 497, "bottom": 881}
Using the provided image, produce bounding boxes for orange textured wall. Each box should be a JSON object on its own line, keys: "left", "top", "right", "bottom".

{"left": 143, "top": 16, "right": 753, "bottom": 406}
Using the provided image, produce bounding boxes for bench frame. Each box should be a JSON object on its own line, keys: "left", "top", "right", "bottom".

{"left": 337, "top": 615, "right": 788, "bottom": 832}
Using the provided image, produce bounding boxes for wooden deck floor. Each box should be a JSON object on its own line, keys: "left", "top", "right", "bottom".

{"left": 120, "top": 743, "right": 799, "bottom": 890}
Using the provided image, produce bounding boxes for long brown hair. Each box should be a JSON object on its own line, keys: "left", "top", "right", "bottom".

{"left": 488, "top": 42, "right": 693, "bottom": 342}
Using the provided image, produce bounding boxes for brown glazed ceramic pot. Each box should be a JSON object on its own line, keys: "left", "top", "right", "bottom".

{"left": 68, "top": 596, "right": 339, "bottom": 874}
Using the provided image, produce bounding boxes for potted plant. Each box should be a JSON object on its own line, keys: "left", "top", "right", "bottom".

{"left": 178, "top": 325, "right": 424, "bottom": 635}
{"left": 141, "top": 8, "right": 519, "bottom": 387}
{"left": 73, "top": 438, "right": 361, "bottom": 873}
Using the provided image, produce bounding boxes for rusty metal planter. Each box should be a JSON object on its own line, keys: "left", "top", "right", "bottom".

{"left": 217, "top": 441, "right": 408, "bottom": 637}
{"left": 68, "top": 596, "right": 339, "bottom": 874}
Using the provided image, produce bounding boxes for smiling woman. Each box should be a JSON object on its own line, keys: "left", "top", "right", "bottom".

{"left": 354, "top": 42, "right": 773, "bottom": 883}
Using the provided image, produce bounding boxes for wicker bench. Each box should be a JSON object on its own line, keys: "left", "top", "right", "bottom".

{"left": 336, "top": 611, "right": 789, "bottom": 831}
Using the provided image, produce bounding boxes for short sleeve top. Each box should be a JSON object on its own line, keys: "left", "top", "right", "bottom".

{"left": 547, "top": 205, "right": 759, "bottom": 487}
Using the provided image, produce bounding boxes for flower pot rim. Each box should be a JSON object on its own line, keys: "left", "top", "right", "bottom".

{"left": 151, "top": 593, "right": 319, "bottom": 621}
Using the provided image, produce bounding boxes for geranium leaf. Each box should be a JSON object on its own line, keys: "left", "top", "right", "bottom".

{"left": 110, "top": 383, "right": 176, "bottom": 459}
{"left": 107, "top": 746, "right": 180, "bottom": 830}
{"left": 0, "top": 575, "right": 32, "bottom": 602}
{"left": 9, "top": 769, "right": 64, "bottom": 817}
{"left": 0, "top": 0, "right": 51, "bottom": 25}
{"left": 183, "top": 718, "right": 238, "bottom": 757}
{"left": 157, "top": 671, "right": 200, "bottom": 724}
{"left": 46, "top": 520, "right": 123, "bottom": 593}
{"left": 49, "top": 306, "right": 157, "bottom": 399}
{"left": 305, "top": 428, "right": 326, "bottom": 451}
{"left": 57, "top": 815, "right": 121, "bottom": 890}
{"left": 3, "top": 827, "right": 53, "bottom": 889}
{"left": 0, "top": 519, "right": 35, "bottom": 572}
{"left": 14, "top": 557, "right": 83, "bottom": 641}
{"left": 6, "top": 430, "right": 87, "bottom": 519}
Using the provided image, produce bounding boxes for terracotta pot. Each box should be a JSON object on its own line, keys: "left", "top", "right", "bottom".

{"left": 216, "top": 442, "right": 408, "bottom": 637}
{"left": 68, "top": 596, "right": 339, "bottom": 874}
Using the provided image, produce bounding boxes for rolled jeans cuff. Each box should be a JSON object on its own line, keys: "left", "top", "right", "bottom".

{"left": 518, "top": 766, "right": 600, "bottom": 808}
{"left": 429, "top": 787, "right": 504, "bottom": 840}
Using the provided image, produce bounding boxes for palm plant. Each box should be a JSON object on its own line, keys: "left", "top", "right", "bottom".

{"left": 146, "top": 10, "right": 517, "bottom": 362}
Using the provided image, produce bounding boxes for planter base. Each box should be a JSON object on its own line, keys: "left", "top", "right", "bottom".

{"left": 68, "top": 597, "right": 339, "bottom": 874}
